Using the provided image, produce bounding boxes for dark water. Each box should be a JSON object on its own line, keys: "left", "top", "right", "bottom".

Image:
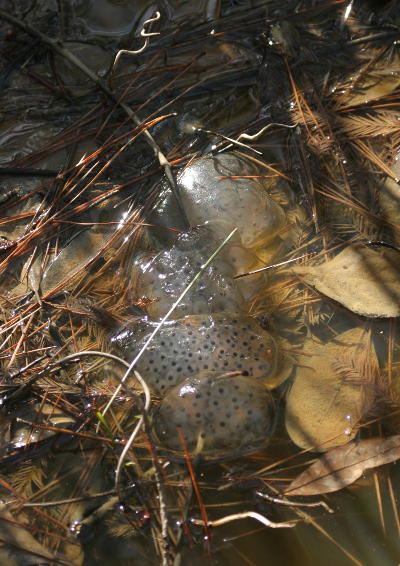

{"left": 0, "top": 1, "right": 399, "bottom": 565}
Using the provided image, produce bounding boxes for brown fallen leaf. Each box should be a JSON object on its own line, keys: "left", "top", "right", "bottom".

{"left": 285, "top": 327, "right": 377, "bottom": 451}
{"left": 285, "top": 435, "right": 400, "bottom": 496}
{"left": 0, "top": 503, "right": 68, "bottom": 565}
{"left": 293, "top": 244, "right": 400, "bottom": 318}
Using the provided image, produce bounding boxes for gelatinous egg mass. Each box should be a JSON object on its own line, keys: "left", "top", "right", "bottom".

{"left": 113, "top": 313, "right": 278, "bottom": 396}
{"left": 152, "top": 373, "right": 275, "bottom": 460}
{"left": 134, "top": 226, "right": 249, "bottom": 319}
{"left": 150, "top": 152, "right": 287, "bottom": 254}
{"left": 179, "top": 154, "right": 286, "bottom": 249}
{"left": 114, "top": 151, "right": 292, "bottom": 458}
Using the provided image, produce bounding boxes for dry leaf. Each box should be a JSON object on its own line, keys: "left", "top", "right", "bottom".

{"left": 293, "top": 244, "right": 400, "bottom": 318}
{"left": 379, "top": 160, "right": 400, "bottom": 248}
{"left": 0, "top": 503, "right": 61, "bottom": 564}
{"left": 285, "top": 435, "right": 400, "bottom": 496}
{"left": 285, "top": 327, "right": 377, "bottom": 451}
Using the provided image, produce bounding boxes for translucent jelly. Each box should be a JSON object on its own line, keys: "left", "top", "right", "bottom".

{"left": 113, "top": 312, "right": 278, "bottom": 396}
{"left": 152, "top": 372, "right": 275, "bottom": 461}
{"left": 133, "top": 225, "right": 263, "bottom": 319}
{"left": 150, "top": 152, "right": 287, "bottom": 255}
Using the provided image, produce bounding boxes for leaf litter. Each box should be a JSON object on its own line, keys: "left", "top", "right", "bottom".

{"left": 1, "top": 2, "right": 400, "bottom": 565}
{"left": 286, "top": 435, "right": 400, "bottom": 496}
{"left": 285, "top": 327, "right": 378, "bottom": 451}
{"left": 293, "top": 244, "right": 400, "bottom": 318}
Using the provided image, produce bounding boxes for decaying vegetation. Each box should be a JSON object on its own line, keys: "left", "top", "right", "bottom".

{"left": 0, "top": 1, "right": 399, "bottom": 564}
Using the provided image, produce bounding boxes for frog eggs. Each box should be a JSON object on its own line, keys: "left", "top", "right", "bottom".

{"left": 152, "top": 372, "right": 276, "bottom": 461}
{"left": 113, "top": 312, "right": 278, "bottom": 396}
{"left": 116, "top": 152, "right": 294, "bottom": 460}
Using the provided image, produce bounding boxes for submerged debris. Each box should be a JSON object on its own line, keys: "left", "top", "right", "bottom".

{"left": 0, "top": 0, "right": 400, "bottom": 564}
{"left": 286, "top": 435, "right": 400, "bottom": 496}
{"left": 285, "top": 327, "right": 378, "bottom": 451}
{"left": 293, "top": 245, "right": 400, "bottom": 318}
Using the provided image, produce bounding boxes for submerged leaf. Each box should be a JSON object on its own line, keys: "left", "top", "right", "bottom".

{"left": 286, "top": 435, "right": 400, "bottom": 496}
{"left": 293, "top": 245, "right": 400, "bottom": 318}
{"left": 285, "top": 327, "right": 377, "bottom": 451}
{"left": 0, "top": 503, "right": 60, "bottom": 564}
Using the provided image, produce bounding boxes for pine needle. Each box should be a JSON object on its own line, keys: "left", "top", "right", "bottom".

{"left": 339, "top": 112, "right": 400, "bottom": 139}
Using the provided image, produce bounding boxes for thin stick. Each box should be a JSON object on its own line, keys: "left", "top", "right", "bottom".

{"left": 387, "top": 475, "right": 400, "bottom": 536}
{"left": 373, "top": 471, "right": 386, "bottom": 536}
{"left": 178, "top": 428, "right": 210, "bottom": 545}
{"left": 0, "top": 167, "right": 57, "bottom": 176}
{"left": 191, "top": 511, "right": 295, "bottom": 529}
{"left": 145, "top": 427, "right": 172, "bottom": 566}
{"left": 293, "top": 507, "right": 364, "bottom": 566}
{"left": 13, "top": 418, "right": 126, "bottom": 446}
{"left": 45, "top": 351, "right": 150, "bottom": 460}
{"left": 7, "top": 311, "right": 35, "bottom": 368}
{"left": 114, "top": 370, "right": 151, "bottom": 489}
{"left": 8, "top": 354, "right": 49, "bottom": 379}
{"left": 234, "top": 253, "right": 316, "bottom": 278}
{"left": 19, "top": 486, "right": 135, "bottom": 508}
{"left": 55, "top": 350, "right": 150, "bottom": 407}
{"left": 256, "top": 490, "right": 334, "bottom": 513}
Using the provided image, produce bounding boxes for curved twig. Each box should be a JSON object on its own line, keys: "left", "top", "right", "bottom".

{"left": 55, "top": 349, "right": 150, "bottom": 404}
{"left": 190, "top": 511, "right": 296, "bottom": 529}
{"left": 54, "top": 351, "right": 151, "bottom": 479}
{"left": 114, "top": 369, "right": 151, "bottom": 487}
{"left": 110, "top": 11, "right": 161, "bottom": 75}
